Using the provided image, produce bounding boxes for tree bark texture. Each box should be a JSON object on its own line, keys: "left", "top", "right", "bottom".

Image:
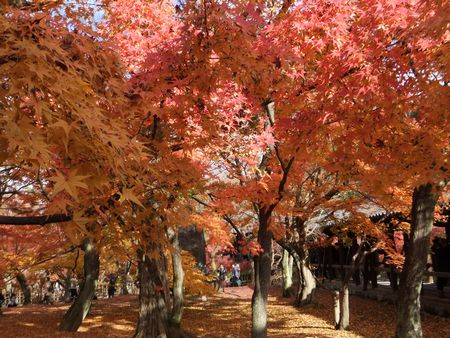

{"left": 337, "top": 287, "right": 349, "bottom": 330}
{"left": 0, "top": 214, "right": 72, "bottom": 225}
{"left": 168, "top": 228, "right": 185, "bottom": 328}
{"left": 333, "top": 291, "right": 340, "bottom": 328}
{"left": 363, "top": 251, "right": 378, "bottom": 290}
{"left": 63, "top": 274, "right": 71, "bottom": 301}
{"left": 59, "top": 238, "right": 99, "bottom": 332}
{"left": 281, "top": 249, "right": 293, "bottom": 297}
{"left": 395, "top": 183, "right": 438, "bottom": 338}
{"left": 16, "top": 272, "right": 31, "bottom": 305}
{"left": 335, "top": 239, "right": 366, "bottom": 331}
{"left": 251, "top": 209, "right": 273, "bottom": 338}
{"left": 295, "top": 254, "right": 316, "bottom": 307}
{"left": 121, "top": 260, "right": 132, "bottom": 295}
{"left": 134, "top": 247, "right": 169, "bottom": 338}
{"left": 295, "top": 217, "right": 316, "bottom": 307}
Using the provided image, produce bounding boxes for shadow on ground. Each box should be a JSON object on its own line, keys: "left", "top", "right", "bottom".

{"left": 0, "top": 295, "right": 138, "bottom": 338}
{"left": 182, "top": 286, "right": 450, "bottom": 338}
{"left": 1, "top": 287, "right": 450, "bottom": 337}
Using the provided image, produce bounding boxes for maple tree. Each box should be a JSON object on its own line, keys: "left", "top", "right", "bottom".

{"left": 0, "top": 223, "right": 72, "bottom": 299}
{"left": 105, "top": 0, "right": 449, "bottom": 337}
{"left": 0, "top": 1, "right": 143, "bottom": 226}
{"left": 0, "top": 0, "right": 448, "bottom": 337}
{"left": 0, "top": 0, "right": 144, "bottom": 331}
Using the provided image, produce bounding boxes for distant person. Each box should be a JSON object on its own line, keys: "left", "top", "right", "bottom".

{"left": 234, "top": 263, "right": 241, "bottom": 286}
{"left": 218, "top": 264, "right": 227, "bottom": 292}
{"left": 231, "top": 263, "right": 241, "bottom": 287}
{"left": 43, "top": 278, "right": 54, "bottom": 304}
{"left": 8, "top": 293, "right": 17, "bottom": 307}
{"left": 234, "top": 263, "right": 241, "bottom": 279}
{"left": 69, "top": 276, "right": 78, "bottom": 301}
{"left": 108, "top": 276, "right": 116, "bottom": 298}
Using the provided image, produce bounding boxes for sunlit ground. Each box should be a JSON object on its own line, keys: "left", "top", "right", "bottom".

{"left": 182, "top": 287, "right": 450, "bottom": 338}
{"left": 1, "top": 287, "right": 449, "bottom": 337}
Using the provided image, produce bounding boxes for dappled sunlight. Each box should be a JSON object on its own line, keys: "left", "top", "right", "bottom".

{"left": 0, "top": 295, "right": 139, "bottom": 338}
{"left": 182, "top": 287, "right": 355, "bottom": 338}
{"left": 182, "top": 287, "right": 449, "bottom": 338}
{"left": 108, "top": 323, "right": 135, "bottom": 331}
{"left": 20, "top": 322, "right": 35, "bottom": 327}
{"left": 1, "top": 288, "right": 449, "bottom": 337}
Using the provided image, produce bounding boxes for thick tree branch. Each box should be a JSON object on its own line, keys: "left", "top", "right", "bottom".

{"left": 277, "top": 156, "right": 294, "bottom": 197}
{"left": 190, "top": 195, "right": 244, "bottom": 238}
{"left": 0, "top": 213, "right": 72, "bottom": 225}
{"left": 32, "top": 245, "right": 79, "bottom": 267}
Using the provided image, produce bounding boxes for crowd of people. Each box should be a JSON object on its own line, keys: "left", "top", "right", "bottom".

{"left": 0, "top": 272, "right": 124, "bottom": 307}
{"left": 0, "top": 291, "right": 17, "bottom": 307}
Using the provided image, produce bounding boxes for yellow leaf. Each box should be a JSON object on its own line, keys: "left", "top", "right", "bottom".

{"left": 49, "top": 169, "right": 89, "bottom": 200}
{"left": 72, "top": 210, "right": 92, "bottom": 234}
{"left": 120, "top": 188, "right": 144, "bottom": 208}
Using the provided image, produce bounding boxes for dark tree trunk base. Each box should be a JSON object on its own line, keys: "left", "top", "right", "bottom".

{"left": 251, "top": 210, "right": 272, "bottom": 338}
{"left": 16, "top": 272, "right": 31, "bottom": 305}
{"left": 59, "top": 238, "right": 99, "bottom": 332}
{"left": 134, "top": 247, "right": 169, "bottom": 338}
{"left": 395, "top": 183, "right": 438, "bottom": 338}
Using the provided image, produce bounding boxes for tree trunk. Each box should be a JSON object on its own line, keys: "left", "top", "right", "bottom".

{"left": 121, "top": 260, "right": 132, "bottom": 295}
{"left": 333, "top": 291, "right": 340, "bottom": 328}
{"left": 59, "top": 238, "right": 99, "bottom": 332}
{"left": 134, "top": 247, "right": 169, "bottom": 338}
{"left": 295, "top": 217, "right": 316, "bottom": 307}
{"left": 337, "top": 287, "right": 349, "bottom": 330}
{"left": 168, "top": 228, "right": 184, "bottom": 328}
{"left": 251, "top": 209, "right": 272, "bottom": 338}
{"left": 16, "top": 272, "right": 31, "bottom": 305}
{"left": 210, "top": 246, "right": 217, "bottom": 273}
{"left": 351, "top": 239, "right": 361, "bottom": 285}
{"left": 296, "top": 258, "right": 316, "bottom": 306}
{"left": 395, "top": 183, "right": 438, "bottom": 338}
{"left": 362, "top": 250, "right": 377, "bottom": 290}
{"left": 281, "top": 249, "right": 293, "bottom": 297}
{"left": 369, "top": 252, "right": 378, "bottom": 289}
{"left": 339, "top": 243, "right": 346, "bottom": 280}
{"left": 325, "top": 247, "right": 335, "bottom": 280}
{"left": 363, "top": 254, "right": 369, "bottom": 291}
{"left": 335, "top": 239, "right": 366, "bottom": 331}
